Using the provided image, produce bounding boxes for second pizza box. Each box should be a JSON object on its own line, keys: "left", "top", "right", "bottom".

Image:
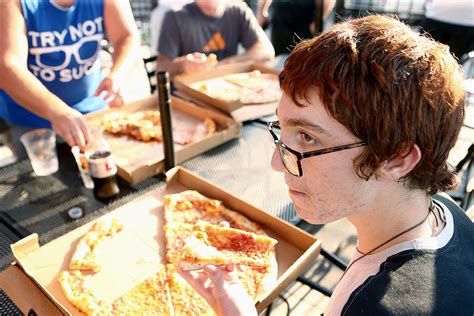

{"left": 11, "top": 167, "right": 321, "bottom": 315}
{"left": 85, "top": 95, "right": 240, "bottom": 184}
{"left": 174, "top": 62, "right": 281, "bottom": 122}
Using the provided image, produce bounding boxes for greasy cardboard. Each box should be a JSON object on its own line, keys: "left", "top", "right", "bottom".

{"left": 174, "top": 62, "right": 280, "bottom": 122}
{"left": 11, "top": 167, "right": 321, "bottom": 315}
{"left": 85, "top": 95, "right": 240, "bottom": 184}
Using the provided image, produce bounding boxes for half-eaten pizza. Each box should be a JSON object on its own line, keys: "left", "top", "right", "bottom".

{"left": 97, "top": 110, "right": 216, "bottom": 145}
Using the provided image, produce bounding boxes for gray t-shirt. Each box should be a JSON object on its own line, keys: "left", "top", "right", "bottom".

{"left": 157, "top": 2, "right": 263, "bottom": 60}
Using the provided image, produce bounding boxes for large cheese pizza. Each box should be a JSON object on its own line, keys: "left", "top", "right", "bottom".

{"left": 190, "top": 70, "right": 282, "bottom": 105}
{"left": 57, "top": 191, "right": 278, "bottom": 315}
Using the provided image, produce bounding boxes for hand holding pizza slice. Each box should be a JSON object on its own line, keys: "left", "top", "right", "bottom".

{"left": 179, "top": 221, "right": 278, "bottom": 271}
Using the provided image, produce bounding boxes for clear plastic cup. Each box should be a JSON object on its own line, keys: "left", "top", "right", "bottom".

{"left": 20, "top": 128, "right": 59, "bottom": 176}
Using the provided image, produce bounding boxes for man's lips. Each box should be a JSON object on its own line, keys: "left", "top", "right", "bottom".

{"left": 288, "top": 188, "right": 306, "bottom": 197}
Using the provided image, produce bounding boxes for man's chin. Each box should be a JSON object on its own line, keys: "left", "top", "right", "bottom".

{"left": 294, "top": 205, "right": 337, "bottom": 225}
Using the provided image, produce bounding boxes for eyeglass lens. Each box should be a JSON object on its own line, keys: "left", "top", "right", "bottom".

{"left": 278, "top": 144, "right": 300, "bottom": 176}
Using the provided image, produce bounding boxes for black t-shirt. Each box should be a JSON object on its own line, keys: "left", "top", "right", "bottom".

{"left": 341, "top": 196, "right": 474, "bottom": 315}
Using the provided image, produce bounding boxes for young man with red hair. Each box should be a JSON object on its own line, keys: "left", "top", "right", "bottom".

{"left": 179, "top": 15, "right": 474, "bottom": 315}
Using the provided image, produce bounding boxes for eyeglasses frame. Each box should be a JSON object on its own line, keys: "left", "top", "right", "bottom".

{"left": 267, "top": 120, "right": 367, "bottom": 177}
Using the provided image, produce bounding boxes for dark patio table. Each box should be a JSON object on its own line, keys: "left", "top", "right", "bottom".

{"left": 0, "top": 120, "right": 297, "bottom": 271}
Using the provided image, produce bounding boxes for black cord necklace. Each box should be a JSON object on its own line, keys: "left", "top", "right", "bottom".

{"left": 341, "top": 199, "right": 436, "bottom": 279}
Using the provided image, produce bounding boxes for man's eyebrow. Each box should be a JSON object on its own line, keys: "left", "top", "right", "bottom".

{"left": 286, "top": 118, "right": 330, "bottom": 135}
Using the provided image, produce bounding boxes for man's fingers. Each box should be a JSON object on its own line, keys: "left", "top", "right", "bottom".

{"left": 178, "top": 267, "right": 213, "bottom": 299}
{"left": 203, "top": 265, "right": 226, "bottom": 288}
{"left": 93, "top": 83, "right": 104, "bottom": 97}
{"left": 70, "top": 125, "right": 87, "bottom": 149}
{"left": 78, "top": 119, "right": 90, "bottom": 145}
{"left": 59, "top": 129, "right": 75, "bottom": 148}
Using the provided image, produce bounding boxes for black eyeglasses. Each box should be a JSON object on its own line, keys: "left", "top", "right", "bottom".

{"left": 268, "top": 120, "right": 367, "bottom": 177}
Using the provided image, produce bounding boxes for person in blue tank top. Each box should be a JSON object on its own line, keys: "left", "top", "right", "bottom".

{"left": 0, "top": 0, "right": 139, "bottom": 149}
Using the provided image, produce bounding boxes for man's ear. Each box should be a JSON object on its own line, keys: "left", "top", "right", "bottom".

{"left": 379, "top": 144, "right": 422, "bottom": 180}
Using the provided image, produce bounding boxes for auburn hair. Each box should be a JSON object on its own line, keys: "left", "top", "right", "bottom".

{"left": 280, "top": 15, "right": 465, "bottom": 195}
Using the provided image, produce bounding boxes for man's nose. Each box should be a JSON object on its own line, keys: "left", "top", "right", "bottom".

{"left": 271, "top": 146, "right": 285, "bottom": 173}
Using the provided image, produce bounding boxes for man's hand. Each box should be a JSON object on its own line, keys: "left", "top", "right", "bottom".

{"left": 48, "top": 107, "right": 90, "bottom": 150}
{"left": 177, "top": 220, "right": 257, "bottom": 316}
{"left": 94, "top": 76, "right": 124, "bottom": 108}
{"left": 178, "top": 264, "right": 257, "bottom": 316}
{"left": 176, "top": 53, "right": 217, "bottom": 74}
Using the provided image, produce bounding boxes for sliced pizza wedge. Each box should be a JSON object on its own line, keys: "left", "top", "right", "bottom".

{"left": 111, "top": 265, "right": 174, "bottom": 315}
{"left": 69, "top": 231, "right": 102, "bottom": 272}
{"left": 58, "top": 270, "right": 110, "bottom": 315}
{"left": 69, "top": 217, "right": 123, "bottom": 272}
{"left": 179, "top": 221, "right": 278, "bottom": 271}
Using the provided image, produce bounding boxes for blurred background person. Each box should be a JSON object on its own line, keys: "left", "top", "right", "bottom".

{"left": 149, "top": 0, "right": 193, "bottom": 53}
{"left": 156, "top": 0, "right": 274, "bottom": 76}
{"left": 0, "top": 0, "right": 140, "bottom": 149}
{"left": 257, "top": 0, "right": 335, "bottom": 56}
{"left": 421, "top": 0, "right": 474, "bottom": 59}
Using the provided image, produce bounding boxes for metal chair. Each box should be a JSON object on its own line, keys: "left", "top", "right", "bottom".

{"left": 143, "top": 54, "right": 158, "bottom": 94}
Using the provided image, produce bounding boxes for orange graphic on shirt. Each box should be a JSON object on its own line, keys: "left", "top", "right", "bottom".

{"left": 203, "top": 32, "right": 225, "bottom": 52}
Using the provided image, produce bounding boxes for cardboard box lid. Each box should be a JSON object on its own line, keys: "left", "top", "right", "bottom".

{"left": 11, "top": 167, "right": 321, "bottom": 315}
{"left": 174, "top": 62, "right": 281, "bottom": 122}
{"left": 85, "top": 95, "right": 241, "bottom": 184}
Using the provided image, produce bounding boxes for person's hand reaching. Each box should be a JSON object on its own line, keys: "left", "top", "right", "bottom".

{"left": 94, "top": 76, "right": 124, "bottom": 108}
{"left": 177, "top": 52, "right": 217, "bottom": 74}
{"left": 48, "top": 106, "right": 90, "bottom": 150}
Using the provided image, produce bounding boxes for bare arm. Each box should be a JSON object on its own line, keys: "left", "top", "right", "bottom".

{"left": 103, "top": 0, "right": 140, "bottom": 83}
{"left": 220, "top": 38, "right": 275, "bottom": 65}
{"left": 0, "top": 0, "right": 89, "bottom": 148}
{"left": 256, "top": 0, "right": 272, "bottom": 26}
{"left": 156, "top": 54, "right": 185, "bottom": 77}
{"left": 156, "top": 53, "right": 215, "bottom": 77}
{"left": 323, "top": 0, "right": 336, "bottom": 20}
{"left": 95, "top": 0, "right": 140, "bottom": 106}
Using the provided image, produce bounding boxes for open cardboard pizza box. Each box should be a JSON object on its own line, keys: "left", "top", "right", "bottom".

{"left": 10, "top": 167, "right": 321, "bottom": 315}
{"left": 174, "top": 62, "right": 281, "bottom": 122}
{"left": 85, "top": 95, "right": 240, "bottom": 184}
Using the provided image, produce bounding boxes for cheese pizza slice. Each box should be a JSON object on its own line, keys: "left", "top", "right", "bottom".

{"left": 69, "top": 217, "right": 123, "bottom": 272}
{"left": 111, "top": 265, "right": 174, "bottom": 315}
{"left": 179, "top": 221, "right": 278, "bottom": 271}
{"left": 69, "top": 231, "right": 102, "bottom": 272}
{"left": 58, "top": 270, "right": 110, "bottom": 315}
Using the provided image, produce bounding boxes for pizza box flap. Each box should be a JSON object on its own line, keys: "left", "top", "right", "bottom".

{"left": 11, "top": 234, "right": 70, "bottom": 314}
{"left": 0, "top": 264, "right": 63, "bottom": 315}
{"left": 85, "top": 94, "right": 241, "bottom": 184}
{"left": 174, "top": 62, "right": 280, "bottom": 121}
{"left": 10, "top": 166, "right": 321, "bottom": 315}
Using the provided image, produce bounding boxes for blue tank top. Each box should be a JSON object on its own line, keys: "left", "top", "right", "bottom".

{"left": 0, "top": 0, "right": 106, "bottom": 128}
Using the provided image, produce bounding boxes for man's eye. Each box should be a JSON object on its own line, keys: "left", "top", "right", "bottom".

{"left": 300, "top": 132, "right": 316, "bottom": 145}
